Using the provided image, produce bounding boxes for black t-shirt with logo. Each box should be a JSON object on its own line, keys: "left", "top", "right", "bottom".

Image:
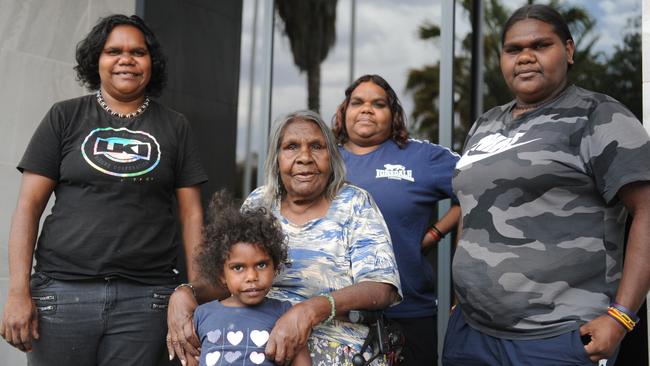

{"left": 19, "top": 94, "right": 208, "bottom": 284}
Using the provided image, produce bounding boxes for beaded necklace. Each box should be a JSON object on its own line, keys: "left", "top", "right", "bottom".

{"left": 96, "top": 90, "right": 150, "bottom": 119}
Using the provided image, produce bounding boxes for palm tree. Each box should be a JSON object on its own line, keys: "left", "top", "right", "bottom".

{"left": 276, "top": 0, "right": 338, "bottom": 113}
{"left": 405, "top": 24, "right": 441, "bottom": 142}
{"left": 405, "top": 0, "right": 602, "bottom": 150}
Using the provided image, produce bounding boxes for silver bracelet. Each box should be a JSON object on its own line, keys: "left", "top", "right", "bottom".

{"left": 174, "top": 283, "right": 196, "bottom": 297}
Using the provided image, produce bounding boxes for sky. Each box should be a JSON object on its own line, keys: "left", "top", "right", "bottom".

{"left": 236, "top": 0, "right": 641, "bottom": 166}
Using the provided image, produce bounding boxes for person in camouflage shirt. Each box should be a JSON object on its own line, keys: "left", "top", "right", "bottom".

{"left": 443, "top": 4, "right": 650, "bottom": 366}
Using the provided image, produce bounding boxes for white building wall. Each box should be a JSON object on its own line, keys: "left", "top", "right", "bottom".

{"left": 0, "top": 1, "right": 135, "bottom": 363}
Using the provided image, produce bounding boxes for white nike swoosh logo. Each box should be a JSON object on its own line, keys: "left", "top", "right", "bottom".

{"left": 455, "top": 138, "right": 541, "bottom": 169}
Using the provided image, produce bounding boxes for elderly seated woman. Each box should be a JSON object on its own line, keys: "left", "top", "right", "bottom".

{"left": 168, "top": 110, "right": 402, "bottom": 366}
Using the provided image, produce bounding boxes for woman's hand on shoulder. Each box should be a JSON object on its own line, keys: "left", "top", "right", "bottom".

{"left": 0, "top": 290, "right": 39, "bottom": 352}
{"left": 167, "top": 286, "right": 200, "bottom": 365}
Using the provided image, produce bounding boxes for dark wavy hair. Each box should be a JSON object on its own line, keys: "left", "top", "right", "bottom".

{"left": 74, "top": 14, "right": 167, "bottom": 97}
{"left": 197, "top": 190, "right": 288, "bottom": 287}
{"left": 332, "top": 74, "right": 409, "bottom": 148}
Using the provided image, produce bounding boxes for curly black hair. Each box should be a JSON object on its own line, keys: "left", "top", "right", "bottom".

{"left": 74, "top": 14, "right": 167, "bottom": 97}
{"left": 197, "top": 190, "right": 288, "bottom": 287}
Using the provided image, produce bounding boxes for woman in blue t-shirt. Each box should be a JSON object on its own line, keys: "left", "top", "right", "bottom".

{"left": 332, "top": 74, "right": 461, "bottom": 366}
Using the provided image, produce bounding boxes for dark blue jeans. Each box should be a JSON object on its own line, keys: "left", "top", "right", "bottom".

{"left": 442, "top": 307, "right": 609, "bottom": 366}
{"left": 27, "top": 273, "right": 175, "bottom": 366}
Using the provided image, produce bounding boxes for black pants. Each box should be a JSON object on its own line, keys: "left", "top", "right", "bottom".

{"left": 389, "top": 315, "right": 437, "bottom": 366}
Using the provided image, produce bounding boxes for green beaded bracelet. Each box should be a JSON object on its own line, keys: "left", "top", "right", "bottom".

{"left": 322, "top": 293, "right": 336, "bottom": 323}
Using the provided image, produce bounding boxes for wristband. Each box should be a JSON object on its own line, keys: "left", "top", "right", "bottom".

{"left": 427, "top": 225, "right": 443, "bottom": 242}
{"left": 430, "top": 225, "right": 444, "bottom": 238}
{"left": 610, "top": 303, "right": 640, "bottom": 323}
{"left": 174, "top": 283, "right": 196, "bottom": 297}
{"left": 607, "top": 305, "right": 637, "bottom": 332}
{"left": 321, "top": 293, "right": 336, "bottom": 324}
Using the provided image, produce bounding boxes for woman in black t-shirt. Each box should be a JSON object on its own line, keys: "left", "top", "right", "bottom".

{"left": 0, "top": 15, "right": 207, "bottom": 366}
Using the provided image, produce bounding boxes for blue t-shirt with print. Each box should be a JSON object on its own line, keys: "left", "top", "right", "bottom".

{"left": 194, "top": 298, "right": 291, "bottom": 366}
{"left": 340, "top": 139, "right": 459, "bottom": 318}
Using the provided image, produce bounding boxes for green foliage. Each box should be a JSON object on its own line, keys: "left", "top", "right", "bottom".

{"left": 405, "top": 0, "right": 641, "bottom": 150}
{"left": 599, "top": 17, "right": 642, "bottom": 119}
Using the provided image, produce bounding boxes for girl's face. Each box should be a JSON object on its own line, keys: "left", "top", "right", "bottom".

{"left": 220, "top": 242, "right": 275, "bottom": 307}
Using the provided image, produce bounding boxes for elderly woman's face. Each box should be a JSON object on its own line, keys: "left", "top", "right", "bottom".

{"left": 500, "top": 19, "right": 574, "bottom": 104}
{"left": 99, "top": 25, "right": 151, "bottom": 101}
{"left": 278, "top": 119, "right": 331, "bottom": 201}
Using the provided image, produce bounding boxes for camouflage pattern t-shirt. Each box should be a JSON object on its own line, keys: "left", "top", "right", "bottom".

{"left": 452, "top": 85, "right": 650, "bottom": 339}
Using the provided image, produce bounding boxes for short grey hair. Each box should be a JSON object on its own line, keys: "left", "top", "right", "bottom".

{"left": 263, "top": 110, "right": 346, "bottom": 204}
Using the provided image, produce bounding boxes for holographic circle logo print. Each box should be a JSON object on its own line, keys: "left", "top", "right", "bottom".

{"left": 81, "top": 127, "right": 161, "bottom": 177}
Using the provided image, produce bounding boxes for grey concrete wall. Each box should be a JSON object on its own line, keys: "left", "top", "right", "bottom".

{"left": 641, "top": 0, "right": 650, "bottom": 360}
{"left": 644, "top": 0, "right": 650, "bottom": 132}
{"left": 0, "top": 1, "right": 136, "bottom": 363}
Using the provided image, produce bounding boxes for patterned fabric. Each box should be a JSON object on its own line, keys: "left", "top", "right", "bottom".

{"left": 307, "top": 336, "right": 388, "bottom": 366}
{"left": 340, "top": 138, "right": 459, "bottom": 318}
{"left": 242, "top": 183, "right": 402, "bottom": 350}
{"left": 452, "top": 85, "right": 650, "bottom": 339}
{"left": 194, "top": 298, "right": 291, "bottom": 366}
